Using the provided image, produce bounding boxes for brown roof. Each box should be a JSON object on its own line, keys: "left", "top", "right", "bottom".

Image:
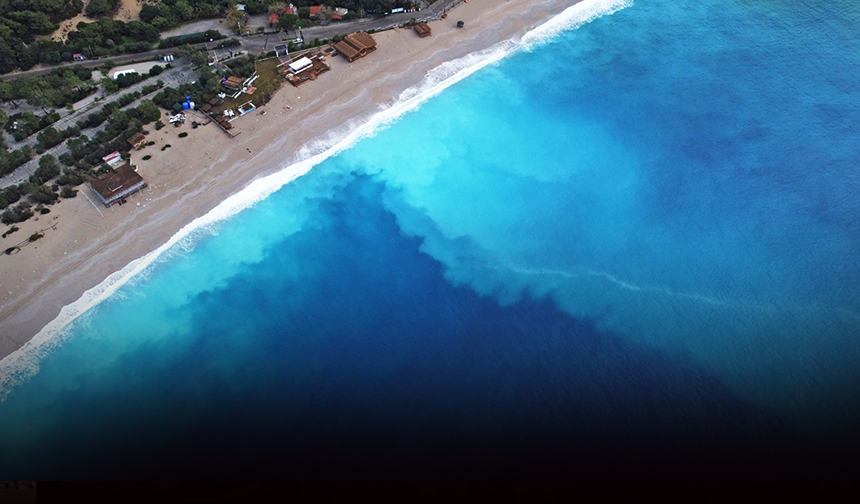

{"left": 333, "top": 40, "right": 360, "bottom": 61}
{"left": 348, "top": 32, "right": 376, "bottom": 50}
{"left": 209, "top": 98, "right": 220, "bottom": 105}
{"left": 89, "top": 163, "right": 145, "bottom": 205}
{"left": 333, "top": 32, "right": 377, "bottom": 61}
{"left": 127, "top": 132, "right": 146, "bottom": 147}
{"left": 414, "top": 22, "right": 431, "bottom": 37}
{"left": 223, "top": 75, "right": 244, "bottom": 89}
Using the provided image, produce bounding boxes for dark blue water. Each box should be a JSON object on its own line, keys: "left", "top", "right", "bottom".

{"left": 1, "top": 0, "right": 859, "bottom": 478}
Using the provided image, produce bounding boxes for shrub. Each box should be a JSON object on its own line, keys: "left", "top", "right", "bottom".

{"left": 1, "top": 204, "right": 33, "bottom": 225}
{"left": 142, "top": 155, "right": 152, "bottom": 160}
{"left": 60, "top": 186, "right": 78, "bottom": 198}
{"left": 178, "top": 132, "right": 188, "bottom": 138}
{"left": 29, "top": 232, "right": 43, "bottom": 242}
{"left": 155, "top": 120, "right": 165, "bottom": 130}
{"left": 2, "top": 226, "right": 19, "bottom": 238}
{"left": 161, "top": 144, "right": 171, "bottom": 151}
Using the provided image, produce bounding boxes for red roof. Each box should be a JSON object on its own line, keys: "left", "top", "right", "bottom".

{"left": 309, "top": 5, "right": 322, "bottom": 17}
{"left": 332, "top": 14, "right": 342, "bottom": 20}
{"left": 269, "top": 12, "right": 279, "bottom": 24}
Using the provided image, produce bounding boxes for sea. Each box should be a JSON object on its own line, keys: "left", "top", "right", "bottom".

{"left": 1, "top": 0, "right": 859, "bottom": 479}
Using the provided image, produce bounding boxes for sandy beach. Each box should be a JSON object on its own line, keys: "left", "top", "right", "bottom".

{"left": 0, "top": 0, "right": 579, "bottom": 361}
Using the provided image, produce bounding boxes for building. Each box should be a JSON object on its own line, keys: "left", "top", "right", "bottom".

{"left": 222, "top": 75, "right": 245, "bottom": 90}
{"left": 282, "top": 54, "right": 330, "bottom": 87}
{"left": 414, "top": 22, "right": 432, "bottom": 38}
{"left": 269, "top": 12, "right": 279, "bottom": 26}
{"left": 274, "top": 44, "right": 288, "bottom": 57}
{"left": 101, "top": 151, "right": 124, "bottom": 168}
{"left": 332, "top": 32, "right": 377, "bottom": 62}
{"left": 88, "top": 162, "right": 146, "bottom": 207}
{"left": 332, "top": 7, "right": 348, "bottom": 20}
{"left": 127, "top": 132, "right": 147, "bottom": 149}
{"left": 309, "top": 5, "right": 322, "bottom": 19}
{"left": 288, "top": 57, "right": 314, "bottom": 74}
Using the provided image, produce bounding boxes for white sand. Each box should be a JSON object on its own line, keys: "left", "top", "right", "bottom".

{"left": 0, "top": 0, "right": 581, "bottom": 360}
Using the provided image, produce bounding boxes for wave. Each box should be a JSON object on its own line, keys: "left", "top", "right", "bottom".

{"left": 0, "top": 0, "right": 634, "bottom": 401}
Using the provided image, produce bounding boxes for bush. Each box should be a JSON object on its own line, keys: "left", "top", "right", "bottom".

{"left": 60, "top": 186, "right": 78, "bottom": 198}
{"left": 56, "top": 169, "right": 85, "bottom": 187}
{"left": 26, "top": 184, "right": 60, "bottom": 205}
{"left": 178, "top": 132, "right": 188, "bottom": 138}
{"left": 142, "top": 155, "right": 152, "bottom": 160}
{"left": 40, "top": 207, "right": 51, "bottom": 215}
{"left": 29, "top": 232, "right": 43, "bottom": 242}
{"left": 155, "top": 120, "right": 165, "bottom": 130}
{"left": 1, "top": 204, "right": 34, "bottom": 225}
{"left": 2, "top": 226, "right": 19, "bottom": 238}
{"left": 161, "top": 144, "right": 171, "bottom": 151}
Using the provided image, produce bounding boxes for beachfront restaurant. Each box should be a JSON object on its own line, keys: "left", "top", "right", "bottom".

{"left": 333, "top": 32, "right": 377, "bottom": 62}
{"left": 288, "top": 57, "right": 314, "bottom": 75}
{"left": 88, "top": 162, "right": 147, "bottom": 207}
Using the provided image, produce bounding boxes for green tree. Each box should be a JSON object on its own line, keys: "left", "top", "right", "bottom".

{"left": 36, "top": 127, "right": 64, "bottom": 150}
{"left": 85, "top": 0, "right": 121, "bottom": 18}
{"left": 135, "top": 100, "right": 161, "bottom": 124}
{"left": 176, "top": 45, "right": 209, "bottom": 67}
{"left": 34, "top": 154, "right": 61, "bottom": 182}
{"left": 226, "top": 8, "right": 246, "bottom": 34}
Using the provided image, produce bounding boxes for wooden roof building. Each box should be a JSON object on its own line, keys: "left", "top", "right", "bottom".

{"left": 414, "top": 22, "right": 431, "bottom": 38}
{"left": 127, "top": 132, "right": 147, "bottom": 149}
{"left": 333, "top": 32, "right": 377, "bottom": 62}
{"left": 88, "top": 162, "right": 146, "bottom": 207}
{"left": 222, "top": 75, "right": 244, "bottom": 90}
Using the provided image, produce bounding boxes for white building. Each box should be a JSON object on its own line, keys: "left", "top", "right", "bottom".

{"left": 288, "top": 57, "right": 313, "bottom": 75}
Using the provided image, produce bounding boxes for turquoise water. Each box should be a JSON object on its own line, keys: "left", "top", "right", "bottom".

{"left": 2, "top": 0, "right": 859, "bottom": 478}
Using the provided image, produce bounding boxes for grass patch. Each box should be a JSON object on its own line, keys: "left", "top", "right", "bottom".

{"left": 212, "top": 58, "right": 285, "bottom": 116}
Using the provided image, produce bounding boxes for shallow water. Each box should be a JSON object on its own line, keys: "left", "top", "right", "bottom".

{"left": 1, "top": 0, "right": 859, "bottom": 478}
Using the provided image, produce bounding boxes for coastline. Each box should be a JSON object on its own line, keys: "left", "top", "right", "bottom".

{"left": 0, "top": 1, "right": 587, "bottom": 369}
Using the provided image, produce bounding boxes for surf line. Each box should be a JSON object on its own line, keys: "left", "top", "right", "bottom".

{"left": 0, "top": 0, "right": 637, "bottom": 402}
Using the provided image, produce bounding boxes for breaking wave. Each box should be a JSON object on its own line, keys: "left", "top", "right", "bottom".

{"left": 0, "top": 0, "right": 633, "bottom": 401}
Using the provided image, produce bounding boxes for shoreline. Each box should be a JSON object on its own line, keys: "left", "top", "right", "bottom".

{"left": 0, "top": 1, "right": 591, "bottom": 377}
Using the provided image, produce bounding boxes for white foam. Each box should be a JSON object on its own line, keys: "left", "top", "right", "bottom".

{"left": 0, "top": 0, "right": 633, "bottom": 401}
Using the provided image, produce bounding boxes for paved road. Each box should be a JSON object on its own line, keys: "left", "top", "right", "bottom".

{"left": 1, "top": 1, "right": 459, "bottom": 82}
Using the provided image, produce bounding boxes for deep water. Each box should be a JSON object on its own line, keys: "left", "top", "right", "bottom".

{"left": 2, "top": 0, "right": 860, "bottom": 479}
